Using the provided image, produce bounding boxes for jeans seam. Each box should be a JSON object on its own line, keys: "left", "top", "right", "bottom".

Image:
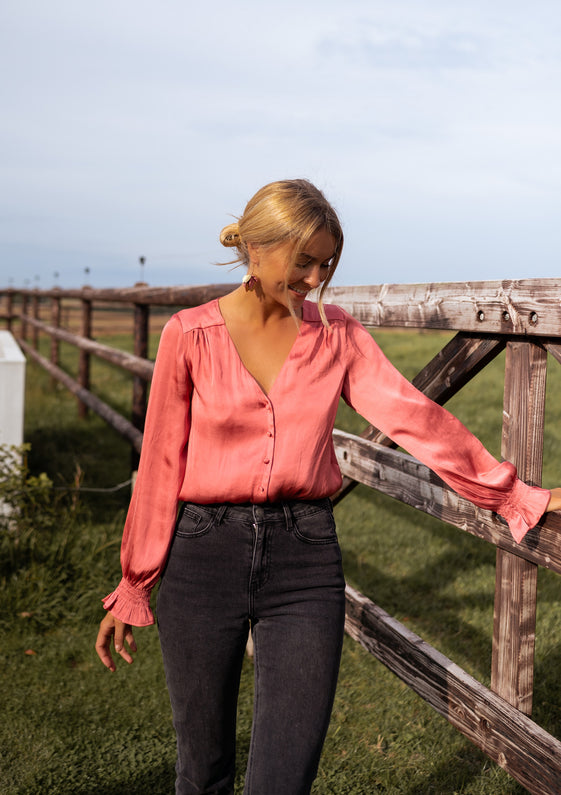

{"left": 248, "top": 522, "right": 258, "bottom": 618}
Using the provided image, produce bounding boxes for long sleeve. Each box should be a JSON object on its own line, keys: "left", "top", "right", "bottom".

{"left": 341, "top": 314, "right": 550, "bottom": 543}
{"left": 103, "top": 315, "right": 193, "bottom": 625}
{"left": 102, "top": 300, "right": 551, "bottom": 627}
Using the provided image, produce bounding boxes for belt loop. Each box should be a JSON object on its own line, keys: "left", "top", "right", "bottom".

{"left": 215, "top": 504, "right": 228, "bottom": 525}
{"left": 282, "top": 501, "right": 294, "bottom": 530}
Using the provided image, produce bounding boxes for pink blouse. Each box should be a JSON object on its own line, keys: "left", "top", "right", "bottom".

{"left": 103, "top": 299, "right": 550, "bottom": 626}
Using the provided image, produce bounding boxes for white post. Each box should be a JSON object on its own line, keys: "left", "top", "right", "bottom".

{"left": 0, "top": 331, "right": 26, "bottom": 448}
{"left": 0, "top": 332, "right": 26, "bottom": 514}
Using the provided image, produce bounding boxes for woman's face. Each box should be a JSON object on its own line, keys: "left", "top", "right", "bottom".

{"left": 249, "top": 227, "right": 337, "bottom": 312}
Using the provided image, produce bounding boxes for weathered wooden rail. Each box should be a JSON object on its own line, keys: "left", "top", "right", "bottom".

{"left": 1, "top": 277, "right": 561, "bottom": 793}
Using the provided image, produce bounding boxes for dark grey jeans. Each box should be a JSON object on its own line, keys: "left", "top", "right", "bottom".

{"left": 157, "top": 498, "right": 346, "bottom": 795}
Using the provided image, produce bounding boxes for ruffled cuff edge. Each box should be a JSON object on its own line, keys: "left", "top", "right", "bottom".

{"left": 499, "top": 479, "right": 551, "bottom": 544}
{"left": 103, "top": 577, "right": 155, "bottom": 627}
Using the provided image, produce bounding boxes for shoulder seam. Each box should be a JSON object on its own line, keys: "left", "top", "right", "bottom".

{"left": 173, "top": 302, "right": 225, "bottom": 334}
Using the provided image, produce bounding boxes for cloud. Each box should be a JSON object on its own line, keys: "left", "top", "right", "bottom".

{"left": 1, "top": 0, "right": 561, "bottom": 288}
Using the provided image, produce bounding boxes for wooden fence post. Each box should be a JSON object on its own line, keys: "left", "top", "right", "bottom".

{"left": 131, "top": 302, "right": 149, "bottom": 470}
{"left": 50, "top": 294, "right": 61, "bottom": 368}
{"left": 491, "top": 341, "right": 547, "bottom": 715}
{"left": 31, "top": 292, "right": 39, "bottom": 350}
{"left": 6, "top": 291, "right": 13, "bottom": 332}
{"left": 50, "top": 293, "right": 61, "bottom": 388}
{"left": 21, "top": 293, "right": 28, "bottom": 340}
{"left": 78, "top": 298, "right": 92, "bottom": 418}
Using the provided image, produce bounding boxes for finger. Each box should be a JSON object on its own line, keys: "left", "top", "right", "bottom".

{"left": 95, "top": 625, "right": 116, "bottom": 672}
{"left": 114, "top": 622, "right": 134, "bottom": 665}
{"left": 124, "top": 626, "right": 138, "bottom": 653}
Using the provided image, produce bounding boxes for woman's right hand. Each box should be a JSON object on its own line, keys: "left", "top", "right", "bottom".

{"left": 95, "top": 611, "right": 137, "bottom": 672}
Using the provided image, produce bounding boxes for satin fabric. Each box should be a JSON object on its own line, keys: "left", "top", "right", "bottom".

{"left": 104, "top": 299, "right": 550, "bottom": 626}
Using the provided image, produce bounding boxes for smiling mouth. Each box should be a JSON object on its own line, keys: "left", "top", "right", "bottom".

{"left": 288, "top": 285, "right": 309, "bottom": 296}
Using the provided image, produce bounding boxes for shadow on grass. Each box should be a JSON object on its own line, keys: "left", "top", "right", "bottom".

{"left": 337, "top": 487, "right": 497, "bottom": 682}
{"left": 31, "top": 765, "right": 176, "bottom": 795}
{"left": 403, "top": 745, "right": 526, "bottom": 795}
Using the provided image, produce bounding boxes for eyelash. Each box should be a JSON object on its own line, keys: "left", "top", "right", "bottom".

{"left": 296, "top": 261, "right": 331, "bottom": 269}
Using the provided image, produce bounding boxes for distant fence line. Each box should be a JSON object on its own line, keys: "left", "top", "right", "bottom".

{"left": 0, "top": 284, "right": 235, "bottom": 462}
{"left": 2, "top": 278, "right": 561, "bottom": 794}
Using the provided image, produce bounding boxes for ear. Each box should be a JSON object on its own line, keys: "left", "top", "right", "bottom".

{"left": 247, "top": 242, "right": 260, "bottom": 267}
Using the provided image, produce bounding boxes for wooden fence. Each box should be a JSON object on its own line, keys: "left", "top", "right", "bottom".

{"left": 2, "top": 278, "right": 561, "bottom": 793}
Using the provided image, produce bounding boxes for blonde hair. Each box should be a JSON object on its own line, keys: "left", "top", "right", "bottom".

{"left": 220, "top": 179, "right": 344, "bottom": 325}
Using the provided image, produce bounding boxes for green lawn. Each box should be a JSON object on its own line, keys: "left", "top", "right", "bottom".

{"left": 2, "top": 327, "right": 560, "bottom": 793}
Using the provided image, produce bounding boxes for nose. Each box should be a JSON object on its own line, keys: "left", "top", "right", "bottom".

{"left": 303, "top": 266, "right": 325, "bottom": 289}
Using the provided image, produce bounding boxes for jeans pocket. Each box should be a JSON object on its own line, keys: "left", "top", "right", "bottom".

{"left": 175, "top": 503, "right": 216, "bottom": 538}
{"left": 293, "top": 504, "right": 338, "bottom": 545}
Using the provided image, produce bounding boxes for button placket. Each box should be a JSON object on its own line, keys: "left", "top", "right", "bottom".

{"left": 259, "top": 398, "right": 276, "bottom": 497}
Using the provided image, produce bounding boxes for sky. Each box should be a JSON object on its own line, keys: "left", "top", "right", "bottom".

{"left": 1, "top": 0, "right": 561, "bottom": 290}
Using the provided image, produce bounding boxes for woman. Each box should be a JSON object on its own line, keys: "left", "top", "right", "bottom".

{"left": 96, "top": 179, "right": 561, "bottom": 795}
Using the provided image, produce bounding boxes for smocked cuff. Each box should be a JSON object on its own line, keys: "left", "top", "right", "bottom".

{"left": 103, "top": 577, "right": 155, "bottom": 627}
{"left": 498, "top": 479, "right": 551, "bottom": 543}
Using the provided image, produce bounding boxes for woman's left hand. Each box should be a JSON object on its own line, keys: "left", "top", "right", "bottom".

{"left": 546, "top": 488, "right": 561, "bottom": 513}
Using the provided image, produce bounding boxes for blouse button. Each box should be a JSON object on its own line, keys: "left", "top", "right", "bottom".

{"left": 267, "top": 431, "right": 273, "bottom": 437}
{"left": 264, "top": 458, "right": 270, "bottom": 464}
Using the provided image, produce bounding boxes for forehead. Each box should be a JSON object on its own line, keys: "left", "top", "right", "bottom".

{"left": 298, "top": 228, "right": 337, "bottom": 260}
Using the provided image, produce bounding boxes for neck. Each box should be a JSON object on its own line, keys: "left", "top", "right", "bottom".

{"left": 223, "top": 286, "right": 302, "bottom": 327}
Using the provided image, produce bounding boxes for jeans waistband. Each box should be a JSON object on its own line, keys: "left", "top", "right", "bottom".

{"left": 182, "top": 497, "right": 332, "bottom": 529}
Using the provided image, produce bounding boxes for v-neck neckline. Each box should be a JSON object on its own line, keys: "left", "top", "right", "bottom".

{"left": 215, "top": 299, "right": 307, "bottom": 398}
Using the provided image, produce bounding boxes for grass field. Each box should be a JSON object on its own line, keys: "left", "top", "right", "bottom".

{"left": 2, "top": 323, "right": 561, "bottom": 793}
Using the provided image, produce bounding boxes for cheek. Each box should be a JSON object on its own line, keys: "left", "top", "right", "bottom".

{"left": 285, "top": 268, "right": 299, "bottom": 284}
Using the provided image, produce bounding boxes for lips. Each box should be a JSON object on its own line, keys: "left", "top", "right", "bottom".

{"left": 288, "top": 285, "right": 309, "bottom": 296}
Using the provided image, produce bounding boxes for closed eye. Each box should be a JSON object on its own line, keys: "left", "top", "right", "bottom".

{"left": 296, "top": 258, "right": 333, "bottom": 270}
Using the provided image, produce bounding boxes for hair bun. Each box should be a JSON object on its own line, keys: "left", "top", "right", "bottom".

{"left": 220, "top": 223, "right": 241, "bottom": 247}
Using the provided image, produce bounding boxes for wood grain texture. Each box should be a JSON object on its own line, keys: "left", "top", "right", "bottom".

{"left": 492, "top": 342, "right": 548, "bottom": 714}
{"left": 325, "top": 278, "right": 561, "bottom": 335}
